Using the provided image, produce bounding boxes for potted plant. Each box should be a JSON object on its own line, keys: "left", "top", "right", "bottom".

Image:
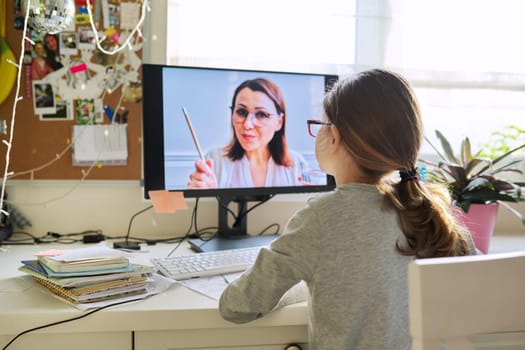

{"left": 419, "top": 130, "right": 525, "bottom": 253}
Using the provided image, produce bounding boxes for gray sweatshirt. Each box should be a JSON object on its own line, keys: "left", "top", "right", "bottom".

{"left": 220, "top": 183, "right": 474, "bottom": 349}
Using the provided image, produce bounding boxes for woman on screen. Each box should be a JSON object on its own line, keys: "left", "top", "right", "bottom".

{"left": 219, "top": 69, "right": 476, "bottom": 349}
{"left": 187, "top": 78, "right": 309, "bottom": 189}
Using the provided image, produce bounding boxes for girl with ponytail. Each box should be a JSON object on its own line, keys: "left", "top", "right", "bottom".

{"left": 220, "top": 69, "right": 476, "bottom": 350}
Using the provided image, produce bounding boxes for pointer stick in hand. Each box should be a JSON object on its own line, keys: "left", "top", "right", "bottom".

{"left": 182, "top": 107, "right": 205, "bottom": 161}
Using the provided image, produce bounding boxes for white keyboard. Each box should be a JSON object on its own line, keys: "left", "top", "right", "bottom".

{"left": 151, "top": 247, "right": 262, "bottom": 280}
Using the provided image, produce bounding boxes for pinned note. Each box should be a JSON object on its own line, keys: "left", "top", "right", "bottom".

{"left": 70, "top": 62, "right": 88, "bottom": 74}
{"left": 148, "top": 190, "right": 188, "bottom": 214}
{"left": 72, "top": 124, "right": 128, "bottom": 166}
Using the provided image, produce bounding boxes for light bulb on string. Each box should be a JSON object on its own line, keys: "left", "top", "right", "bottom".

{"left": 20, "top": 0, "right": 75, "bottom": 35}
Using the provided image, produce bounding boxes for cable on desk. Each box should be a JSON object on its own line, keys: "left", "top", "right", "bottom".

{"left": 1, "top": 298, "right": 142, "bottom": 350}
{"left": 233, "top": 194, "right": 274, "bottom": 231}
{"left": 216, "top": 195, "right": 275, "bottom": 237}
{"left": 0, "top": 231, "right": 37, "bottom": 245}
{"left": 259, "top": 223, "right": 281, "bottom": 235}
{"left": 166, "top": 197, "right": 200, "bottom": 257}
{"left": 191, "top": 196, "right": 280, "bottom": 244}
{"left": 188, "top": 197, "right": 221, "bottom": 242}
{"left": 126, "top": 205, "right": 154, "bottom": 239}
{"left": 1, "top": 230, "right": 106, "bottom": 246}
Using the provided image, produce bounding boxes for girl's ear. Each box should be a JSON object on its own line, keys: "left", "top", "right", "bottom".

{"left": 330, "top": 124, "right": 341, "bottom": 146}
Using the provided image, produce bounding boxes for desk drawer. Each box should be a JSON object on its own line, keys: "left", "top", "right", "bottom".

{"left": 135, "top": 326, "right": 308, "bottom": 350}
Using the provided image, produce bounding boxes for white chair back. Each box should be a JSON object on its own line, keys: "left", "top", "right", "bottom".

{"left": 409, "top": 251, "right": 525, "bottom": 350}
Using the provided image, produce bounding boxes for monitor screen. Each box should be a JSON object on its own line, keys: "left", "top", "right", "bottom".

{"left": 142, "top": 64, "right": 337, "bottom": 251}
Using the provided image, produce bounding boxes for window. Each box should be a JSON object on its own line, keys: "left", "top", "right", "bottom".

{"left": 382, "top": 0, "right": 525, "bottom": 156}
{"left": 146, "top": 0, "right": 525, "bottom": 160}
{"left": 165, "top": 0, "right": 356, "bottom": 72}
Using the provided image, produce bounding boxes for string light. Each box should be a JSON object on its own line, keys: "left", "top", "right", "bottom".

{"left": 0, "top": 0, "right": 32, "bottom": 216}
{"left": 86, "top": 0, "right": 149, "bottom": 56}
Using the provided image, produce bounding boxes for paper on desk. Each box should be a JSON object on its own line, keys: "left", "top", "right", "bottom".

{"left": 64, "top": 273, "right": 177, "bottom": 311}
{"left": 180, "top": 272, "right": 243, "bottom": 300}
{"left": 38, "top": 242, "right": 127, "bottom": 262}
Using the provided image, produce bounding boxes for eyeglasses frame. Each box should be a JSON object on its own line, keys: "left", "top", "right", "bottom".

{"left": 230, "top": 106, "right": 282, "bottom": 127}
{"left": 307, "top": 119, "right": 332, "bottom": 137}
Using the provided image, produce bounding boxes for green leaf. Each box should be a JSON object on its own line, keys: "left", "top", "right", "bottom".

{"left": 465, "top": 157, "right": 492, "bottom": 177}
{"left": 435, "top": 130, "right": 460, "bottom": 164}
{"left": 461, "top": 187, "right": 518, "bottom": 203}
{"left": 446, "top": 164, "right": 468, "bottom": 187}
{"left": 460, "top": 137, "right": 473, "bottom": 167}
{"left": 464, "top": 177, "right": 494, "bottom": 192}
{"left": 477, "top": 143, "right": 525, "bottom": 174}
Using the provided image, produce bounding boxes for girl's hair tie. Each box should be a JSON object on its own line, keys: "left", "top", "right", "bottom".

{"left": 399, "top": 168, "right": 419, "bottom": 183}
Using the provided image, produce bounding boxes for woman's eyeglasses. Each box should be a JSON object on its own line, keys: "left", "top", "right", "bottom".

{"left": 307, "top": 119, "right": 332, "bottom": 137}
{"left": 231, "top": 106, "right": 281, "bottom": 127}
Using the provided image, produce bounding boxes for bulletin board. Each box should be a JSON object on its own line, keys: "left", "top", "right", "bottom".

{"left": 0, "top": 0, "right": 143, "bottom": 180}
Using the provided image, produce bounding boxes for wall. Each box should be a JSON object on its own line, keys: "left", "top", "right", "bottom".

{"left": 5, "top": 180, "right": 308, "bottom": 239}
{"left": 5, "top": 180, "right": 524, "bottom": 241}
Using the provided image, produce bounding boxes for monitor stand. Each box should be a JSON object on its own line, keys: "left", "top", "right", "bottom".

{"left": 188, "top": 234, "right": 277, "bottom": 252}
{"left": 188, "top": 196, "right": 278, "bottom": 253}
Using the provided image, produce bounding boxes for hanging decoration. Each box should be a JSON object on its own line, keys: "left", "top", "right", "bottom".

{"left": 0, "top": 0, "right": 17, "bottom": 105}
{"left": 20, "top": 0, "right": 75, "bottom": 34}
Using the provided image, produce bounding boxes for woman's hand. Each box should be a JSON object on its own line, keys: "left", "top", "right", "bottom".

{"left": 187, "top": 159, "right": 218, "bottom": 189}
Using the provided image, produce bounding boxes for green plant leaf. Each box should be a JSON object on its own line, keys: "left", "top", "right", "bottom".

{"left": 476, "top": 143, "right": 525, "bottom": 175}
{"left": 487, "top": 159, "right": 525, "bottom": 176}
{"left": 460, "top": 137, "right": 473, "bottom": 167}
{"left": 464, "top": 177, "right": 494, "bottom": 192}
{"left": 435, "top": 130, "right": 459, "bottom": 164}
{"left": 454, "top": 199, "right": 471, "bottom": 213}
{"left": 465, "top": 157, "right": 492, "bottom": 177}
{"left": 461, "top": 187, "right": 518, "bottom": 203}
{"left": 445, "top": 164, "right": 468, "bottom": 188}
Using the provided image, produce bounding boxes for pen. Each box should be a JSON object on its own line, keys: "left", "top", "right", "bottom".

{"left": 182, "top": 107, "right": 205, "bottom": 161}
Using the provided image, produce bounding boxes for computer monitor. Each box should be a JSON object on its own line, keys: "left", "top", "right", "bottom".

{"left": 142, "top": 64, "right": 337, "bottom": 252}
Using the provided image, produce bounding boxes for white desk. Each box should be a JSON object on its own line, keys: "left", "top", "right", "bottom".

{"left": 0, "top": 242, "right": 308, "bottom": 350}
{"left": 0, "top": 235, "right": 523, "bottom": 350}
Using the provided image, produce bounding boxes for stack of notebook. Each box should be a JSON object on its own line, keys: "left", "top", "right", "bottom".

{"left": 19, "top": 244, "right": 155, "bottom": 304}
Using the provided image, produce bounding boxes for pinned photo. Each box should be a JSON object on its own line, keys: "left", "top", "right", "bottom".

{"left": 108, "top": 3, "right": 121, "bottom": 26}
{"left": 40, "top": 100, "right": 73, "bottom": 121}
{"left": 30, "top": 41, "right": 54, "bottom": 80}
{"left": 59, "top": 32, "right": 78, "bottom": 56}
{"left": 32, "top": 81, "right": 56, "bottom": 115}
{"left": 78, "top": 27, "right": 96, "bottom": 49}
{"left": 75, "top": 98, "right": 96, "bottom": 125}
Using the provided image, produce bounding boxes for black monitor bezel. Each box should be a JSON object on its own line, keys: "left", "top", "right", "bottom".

{"left": 141, "top": 63, "right": 337, "bottom": 199}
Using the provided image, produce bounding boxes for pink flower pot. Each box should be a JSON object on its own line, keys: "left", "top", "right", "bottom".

{"left": 456, "top": 202, "right": 499, "bottom": 254}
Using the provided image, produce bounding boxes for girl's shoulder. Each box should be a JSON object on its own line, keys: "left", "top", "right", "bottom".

{"left": 307, "top": 183, "right": 382, "bottom": 209}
